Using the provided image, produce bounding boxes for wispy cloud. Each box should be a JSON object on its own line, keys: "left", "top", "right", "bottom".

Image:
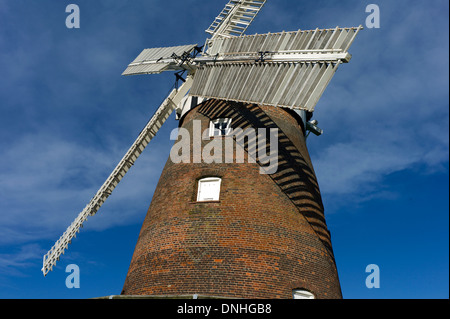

{"left": 0, "top": 130, "right": 169, "bottom": 245}
{"left": 0, "top": 244, "right": 44, "bottom": 277}
{"left": 306, "top": 0, "right": 449, "bottom": 206}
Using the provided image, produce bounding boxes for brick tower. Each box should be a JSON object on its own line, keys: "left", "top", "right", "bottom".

{"left": 121, "top": 98, "right": 342, "bottom": 299}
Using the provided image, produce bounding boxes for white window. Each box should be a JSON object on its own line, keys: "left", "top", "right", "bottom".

{"left": 293, "top": 289, "right": 315, "bottom": 299}
{"left": 209, "top": 118, "right": 232, "bottom": 137}
{"left": 197, "top": 177, "right": 222, "bottom": 202}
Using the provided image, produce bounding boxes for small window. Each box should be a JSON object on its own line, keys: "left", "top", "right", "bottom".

{"left": 209, "top": 118, "right": 232, "bottom": 137}
{"left": 197, "top": 177, "right": 222, "bottom": 202}
{"left": 293, "top": 289, "right": 315, "bottom": 299}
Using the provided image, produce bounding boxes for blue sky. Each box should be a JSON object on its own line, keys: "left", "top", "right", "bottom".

{"left": 0, "top": 0, "right": 448, "bottom": 299}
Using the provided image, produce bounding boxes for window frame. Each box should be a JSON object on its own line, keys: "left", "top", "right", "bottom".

{"left": 292, "top": 289, "right": 315, "bottom": 299}
{"left": 209, "top": 118, "right": 232, "bottom": 137}
{"left": 196, "top": 177, "right": 222, "bottom": 202}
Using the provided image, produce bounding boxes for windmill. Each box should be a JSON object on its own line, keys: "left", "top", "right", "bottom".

{"left": 42, "top": 0, "right": 361, "bottom": 299}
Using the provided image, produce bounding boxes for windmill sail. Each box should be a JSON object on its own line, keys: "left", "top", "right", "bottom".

{"left": 190, "top": 62, "right": 339, "bottom": 112}
{"left": 42, "top": 76, "right": 194, "bottom": 276}
{"left": 122, "top": 44, "right": 198, "bottom": 76}
{"left": 206, "top": 26, "right": 361, "bottom": 56}
{"left": 191, "top": 26, "right": 362, "bottom": 112}
{"left": 206, "top": 0, "right": 267, "bottom": 39}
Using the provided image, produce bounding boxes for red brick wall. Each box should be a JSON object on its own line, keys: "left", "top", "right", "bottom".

{"left": 121, "top": 99, "right": 342, "bottom": 299}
